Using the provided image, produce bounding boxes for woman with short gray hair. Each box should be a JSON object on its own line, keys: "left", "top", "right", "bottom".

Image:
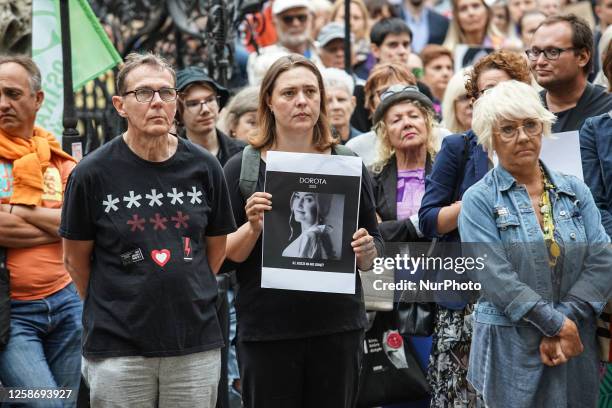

{"left": 322, "top": 68, "right": 360, "bottom": 143}
{"left": 459, "top": 80, "right": 612, "bottom": 407}
{"left": 220, "top": 86, "right": 260, "bottom": 143}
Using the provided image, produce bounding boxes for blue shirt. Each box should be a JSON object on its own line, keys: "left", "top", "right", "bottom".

{"left": 403, "top": 7, "right": 429, "bottom": 54}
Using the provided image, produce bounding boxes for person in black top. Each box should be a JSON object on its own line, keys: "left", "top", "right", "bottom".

{"left": 177, "top": 67, "right": 245, "bottom": 166}
{"left": 528, "top": 14, "right": 612, "bottom": 132}
{"left": 223, "top": 54, "right": 383, "bottom": 408}
{"left": 60, "top": 53, "right": 236, "bottom": 407}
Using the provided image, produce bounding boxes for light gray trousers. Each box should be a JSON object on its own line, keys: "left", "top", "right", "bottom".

{"left": 82, "top": 349, "right": 221, "bottom": 408}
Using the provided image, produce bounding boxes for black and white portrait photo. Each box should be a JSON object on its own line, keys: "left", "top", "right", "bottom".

{"left": 262, "top": 151, "right": 362, "bottom": 293}
{"left": 281, "top": 192, "right": 344, "bottom": 260}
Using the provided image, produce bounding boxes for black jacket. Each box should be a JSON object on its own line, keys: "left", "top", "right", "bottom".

{"left": 180, "top": 128, "right": 246, "bottom": 166}
{"left": 216, "top": 130, "right": 246, "bottom": 166}
{"left": 396, "top": 6, "right": 450, "bottom": 45}
{"left": 371, "top": 153, "right": 433, "bottom": 242}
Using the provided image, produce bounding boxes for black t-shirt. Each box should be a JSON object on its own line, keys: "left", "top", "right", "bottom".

{"left": 541, "top": 83, "right": 612, "bottom": 133}
{"left": 223, "top": 150, "right": 383, "bottom": 342}
{"left": 59, "top": 136, "right": 237, "bottom": 358}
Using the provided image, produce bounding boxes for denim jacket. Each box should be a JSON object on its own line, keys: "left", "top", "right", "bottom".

{"left": 459, "top": 163, "right": 612, "bottom": 328}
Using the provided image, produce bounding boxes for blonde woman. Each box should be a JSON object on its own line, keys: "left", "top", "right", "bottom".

{"left": 443, "top": 0, "right": 504, "bottom": 52}
{"left": 441, "top": 68, "right": 473, "bottom": 133}
{"left": 369, "top": 85, "right": 438, "bottom": 407}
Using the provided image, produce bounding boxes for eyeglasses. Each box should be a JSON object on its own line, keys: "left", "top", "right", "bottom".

{"left": 379, "top": 84, "right": 420, "bottom": 101}
{"left": 281, "top": 14, "right": 308, "bottom": 24}
{"left": 525, "top": 47, "right": 576, "bottom": 61}
{"left": 183, "top": 96, "right": 220, "bottom": 112}
{"left": 495, "top": 119, "right": 543, "bottom": 141}
{"left": 123, "top": 88, "right": 178, "bottom": 103}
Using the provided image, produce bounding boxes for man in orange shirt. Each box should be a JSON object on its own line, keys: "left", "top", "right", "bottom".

{"left": 0, "top": 55, "right": 81, "bottom": 406}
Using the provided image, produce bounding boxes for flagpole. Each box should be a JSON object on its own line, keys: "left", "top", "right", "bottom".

{"left": 59, "top": 0, "right": 82, "bottom": 157}
{"left": 344, "top": 0, "right": 352, "bottom": 75}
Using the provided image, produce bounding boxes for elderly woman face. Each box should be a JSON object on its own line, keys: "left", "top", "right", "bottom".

{"left": 232, "top": 111, "right": 258, "bottom": 142}
{"left": 292, "top": 192, "right": 318, "bottom": 225}
{"left": 326, "top": 86, "right": 355, "bottom": 129}
{"left": 454, "top": 93, "right": 473, "bottom": 131}
{"left": 493, "top": 117, "right": 543, "bottom": 169}
{"left": 384, "top": 101, "right": 428, "bottom": 152}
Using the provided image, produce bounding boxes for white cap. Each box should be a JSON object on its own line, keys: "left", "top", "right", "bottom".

{"left": 272, "top": 0, "right": 312, "bottom": 15}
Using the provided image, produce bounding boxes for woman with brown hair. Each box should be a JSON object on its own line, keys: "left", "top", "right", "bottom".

{"left": 223, "top": 54, "right": 382, "bottom": 408}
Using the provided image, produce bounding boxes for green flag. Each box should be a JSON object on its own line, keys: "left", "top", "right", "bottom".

{"left": 69, "top": 0, "right": 122, "bottom": 91}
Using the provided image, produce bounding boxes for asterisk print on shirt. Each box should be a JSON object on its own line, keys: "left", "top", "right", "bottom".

{"left": 101, "top": 187, "right": 200, "bottom": 233}
{"left": 100, "top": 187, "right": 203, "bottom": 212}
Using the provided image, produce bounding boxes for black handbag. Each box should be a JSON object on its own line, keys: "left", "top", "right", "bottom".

{"left": 396, "top": 135, "right": 471, "bottom": 336}
{"left": 396, "top": 293, "right": 437, "bottom": 337}
{"left": 0, "top": 247, "right": 10, "bottom": 351}
{"left": 357, "top": 311, "right": 430, "bottom": 407}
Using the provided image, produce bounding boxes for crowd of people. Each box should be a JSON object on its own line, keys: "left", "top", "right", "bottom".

{"left": 1, "top": 0, "right": 612, "bottom": 407}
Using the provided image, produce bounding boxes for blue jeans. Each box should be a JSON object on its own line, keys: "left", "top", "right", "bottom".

{"left": 227, "top": 288, "right": 242, "bottom": 408}
{"left": 0, "top": 283, "right": 83, "bottom": 408}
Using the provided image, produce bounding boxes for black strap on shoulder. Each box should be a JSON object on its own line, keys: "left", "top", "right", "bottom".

{"left": 239, "top": 145, "right": 261, "bottom": 199}
{"left": 452, "top": 134, "right": 470, "bottom": 202}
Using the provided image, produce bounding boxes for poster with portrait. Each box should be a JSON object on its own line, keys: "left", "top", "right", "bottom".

{"left": 261, "top": 151, "right": 362, "bottom": 294}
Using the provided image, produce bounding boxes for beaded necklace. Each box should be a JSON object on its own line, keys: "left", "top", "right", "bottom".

{"left": 538, "top": 165, "right": 560, "bottom": 266}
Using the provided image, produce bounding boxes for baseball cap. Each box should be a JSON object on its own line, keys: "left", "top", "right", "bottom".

{"left": 317, "top": 22, "right": 353, "bottom": 48}
{"left": 272, "top": 0, "right": 312, "bottom": 15}
{"left": 176, "top": 67, "right": 230, "bottom": 109}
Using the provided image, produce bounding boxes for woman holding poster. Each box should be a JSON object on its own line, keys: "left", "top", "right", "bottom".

{"left": 223, "top": 54, "right": 382, "bottom": 408}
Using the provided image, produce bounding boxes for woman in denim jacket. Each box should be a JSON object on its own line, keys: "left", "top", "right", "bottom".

{"left": 459, "top": 80, "right": 612, "bottom": 408}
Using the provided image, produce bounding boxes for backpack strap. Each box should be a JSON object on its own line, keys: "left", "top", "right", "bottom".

{"left": 239, "top": 145, "right": 261, "bottom": 200}
{"left": 239, "top": 145, "right": 354, "bottom": 199}
{"left": 333, "top": 144, "right": 356, "bottom": 156}
{"left": 451, "top": 134, "right": 470, "bottom": 202}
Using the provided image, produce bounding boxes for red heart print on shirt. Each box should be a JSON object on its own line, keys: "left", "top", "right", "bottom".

{"left": 151, "top": 249, "right": 171, "bottom": 267}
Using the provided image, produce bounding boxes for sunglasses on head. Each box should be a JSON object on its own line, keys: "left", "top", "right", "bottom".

{"left": 281, "top": 14, "right": 308, "bottom": 24}
{"left": 379, "top": 85, "right": 420, "bottom": 101}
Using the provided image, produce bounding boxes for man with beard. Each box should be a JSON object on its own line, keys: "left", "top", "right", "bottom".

{"left": 396, "top": 0, "right": 449, "bottom": 53}
{"left": 529, "top": 14, "right": 612, "bottom": 132}
{"left": 247, "top": 0, "right": 323, "bottom": 84}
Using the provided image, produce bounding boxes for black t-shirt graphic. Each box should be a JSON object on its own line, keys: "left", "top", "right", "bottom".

{"left": 60, "top": 136, "right": 236, "bottom": 358}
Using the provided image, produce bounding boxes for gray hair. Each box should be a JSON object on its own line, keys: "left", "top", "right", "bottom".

{"left": 0, "top": 55, "right": 42, "bottom": 93}
{"left": 472, "top": 80, "right": 556, "bottom": 152}
{"left": 322, "top": 67, "right": 354, "bottom": 96}
{"left": 116, "top": 52, "right": 176, "bottom": 95}
{"left": 221, "top": 86, "right": 260, "bottom": 135}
